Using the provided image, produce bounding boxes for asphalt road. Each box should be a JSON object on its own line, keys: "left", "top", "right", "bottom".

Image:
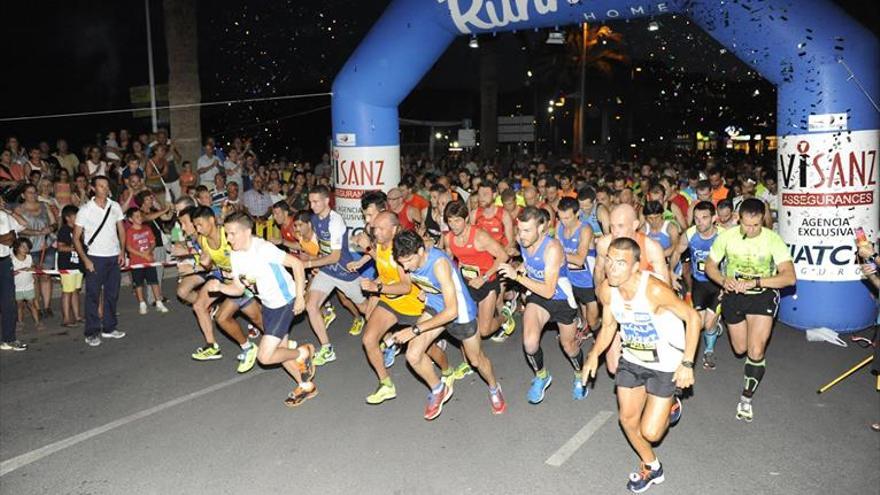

{"left": 1, "top": 280, "right": 878, "bottom": 494}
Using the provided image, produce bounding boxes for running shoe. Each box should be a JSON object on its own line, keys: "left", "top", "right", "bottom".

{"left": 349, "top": 316, "right": 365, "bottom": 336}
{"left": 312, "top": 345, "right": 336, "bottom": 366}
{"left": 84, "top": 335, "right": 101, "bottom": 347}
{"left": 626, "top": 463, "right": 665, "bottom": 493}
{"left": 192, "top": 343, "right": 222, "bottom": 361}
{"left": 322, "top": 304, "right": 336, "bottom": 328}
{"left": 284, "top": 383, "right": 318, "bottom": 408}
{"left": 383, "top": 343, "right": 399, "bottom": 368}
{"left": 736, "top": 398, "right": 753, "bottom": 422}
{"left": 423, "top": 384, "right": 453, "bottom": 420}
{"left": 572, "top": 375, "right": 590, "bottom": 401}
{"left": 296, "top": 343, "right": 316, "bottom": 382}
{"left": 366, "top": 381, "right": 397, "bottom": 405}
{"left": 527, "top": 373, "right": 553, "bottom": 404}
{"left": 1, "top": 340, "right": 28, "bottom": 351}
{"left": 489, "top": 386, "right": 507, "bottom": 415}
{"left": 452, "top": 361, "right": 473, "bottom": 380}
{"left": 100, "top": 329, "right": 126, "bottom": 339}
{"left": 247, "top": 324, "right": 261, "bottom": 339}
{"left": 155, "top": 301, "right": 170, "bottom": 313}
{"left": 139, "top": 302, "right": 148, "bottom": 315}
{"left": 669, "top": 396, "right": 682, "bottom": 426}
{"left": 236, "top": 343, "right": 258, "bottom": 373}
{"left": 490, "top": 329, "right": 508, "bottom": 343}
{"left": 702, "top": 351, "right": 717, "bottom": 370}
{"left": 501, "top": 306, "right": 516, "bottom": 336}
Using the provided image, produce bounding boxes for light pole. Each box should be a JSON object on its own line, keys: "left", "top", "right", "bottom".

{"left": 145, "top": 0, "right": 158, "bottom": 132}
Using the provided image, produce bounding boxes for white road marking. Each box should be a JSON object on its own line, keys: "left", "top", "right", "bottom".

{"left": 545, "top": 410, "right": 615, "bottom": 467}
{"left": 0, "top": 371, "right": 263, "bottom": 477}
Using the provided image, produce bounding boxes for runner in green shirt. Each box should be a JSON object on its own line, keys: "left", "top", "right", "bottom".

{"left": 705, "top": 198, "right": 796, "bottom": 422}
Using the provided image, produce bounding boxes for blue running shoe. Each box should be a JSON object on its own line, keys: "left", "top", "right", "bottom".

{"left": 383, "top": 344, "right": 399, "bottom": 368}
{"left": 669, "top": 396, "right": 682, "bottom": 426}
{"left": 527, "top": 373, "right": 552, "bottom": 404}
{"left": 572, "top": 375, "right": 589, "bottom": 401}
{"left": 627, "top": 463, "right": 665, "bottom": 493}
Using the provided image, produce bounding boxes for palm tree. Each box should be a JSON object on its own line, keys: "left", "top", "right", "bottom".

{"left": 569, "top": 24, "right": 628, "bottom": 155}
{"left": 163, "top": 0, "right": 202, "bottom": 165}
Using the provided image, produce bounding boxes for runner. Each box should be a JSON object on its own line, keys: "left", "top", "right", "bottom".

{"left": 390, "top": 230, "right": 506, "bottom": 419}
{"left": 470, "top": 181, "right": 514, "bottom": 249}
{"left": 303, "top": 185, "right": 368, "bottom": 365}
{"left": 704, "top": 198, "right": 796, "bottom": 422}
{"left": 445, "top": 201, "right": 515, "bottom": 352}
{"left": 715, "top": 199, "right": 738, "bottom": 230}
{"left": 189, "top": 206, "right": 261, "bottom": 373}
{"left": 204, "top": 212, "right": 316, "bottom": 407}
{"left": 498, "top": 206, "right": 584, "bottom": 403}
{"left": 583, "top": 237, "right": 701, "bottom": 493}
{"left": 669, "top": 201, "right": 725, "bottom": 369}
{"left": 557, "top": 197, "right": 599, "bottom": 345}
{"left": 272, "top": 201, "right": 355, "bottom": 333}
{"left": 421, "top": 183, "right": 452, "bottom": 249}
{"left": 642, "top": 201, "right": 679, "bottom": 261}
{"left": 593, "top": 203, "right": 670, "bottom": 375}
{"left": 387, "top": 187, "right": 421, "bottom": 231}
{"left": 358, "top": 211, "right": 450, "bottom": 404}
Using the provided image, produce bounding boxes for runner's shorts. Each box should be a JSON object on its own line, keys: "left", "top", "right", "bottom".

{"left": 310, "top": 271, "right": 366, "bottom": 304}
{"left": 615, "top": 358, "right": 676, "bottom": 398}
{"left": 573, "top": 285, "right": 597, "bottom": 305}
{"left": 262, "top": 299, "right": 295, "bottom": 339}
{"left": 691, "top": 279, "right": 721, "bottom": 312}
{"left": 720, "top": 289, "right": 780, "bottom": 324}
{"left": 376, "top": 299, "right": 430, "bottom": 327}
{"left": 445, "top": 319, "right": 478, "bottom": 341}
{"left": 525, "top": 294, "right": 577, "bottom": 325}
{"left": 465, "top": 276, "right": 501, "bottom": 304}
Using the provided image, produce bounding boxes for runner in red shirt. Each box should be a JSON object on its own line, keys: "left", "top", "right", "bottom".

{"left": 469, "top": 181, "right": 514, "bottom": 248}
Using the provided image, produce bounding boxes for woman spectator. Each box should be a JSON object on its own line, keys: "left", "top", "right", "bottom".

{"left": 120, "top": 172, "right": 148, "bottom": 211}
{"left": 54, "top": 168, "right": 73, "bottom": 207}
{"left": 145, "top": 144, "right": 168, "bottom": 198}
{"left": 81, "top": 146, "right": 107, "bottom": 179}
{"left": 0, "top": 149, "right": 26, "bottom": 188}
{"left": 15, "top": 183, "right": 57, "bottom": 317}
{"left": 71, "top": 173, "right": 91, "bottom": 207}
{"left": 135, "top": 190, "right": 171, "bottom": 291}
{"left": 37, "top": 178, "right": 60, "bottom": 220}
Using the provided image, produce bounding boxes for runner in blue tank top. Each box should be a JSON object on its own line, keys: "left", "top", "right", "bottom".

{"left": 670, "top": 201, "right": 725, "bottom": 370}
{"left": 499, "top": 206, "right": 586, "bottom": 404}
{"left": 557, "top": 198, "right": 600, "bottom": 348}
{"left": 303, "top": 186, "right": 368, "bottom": 367}
{"left": 390, "top": 230, "right": 506, "bottom": 419}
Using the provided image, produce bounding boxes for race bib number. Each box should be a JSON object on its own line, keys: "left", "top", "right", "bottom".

{"left": 623, "top": 341, "right": 659, "bottom": 363}
{"left": 460, "top": 264, "right": 480, "bottom": 280}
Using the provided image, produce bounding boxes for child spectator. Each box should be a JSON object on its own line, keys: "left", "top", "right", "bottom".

{"left": 125, "top": 208, "right": 169, "bottom": 315}
{"left": 57, "top": 205, "right": 83, "bottom": 327}
{"left": 12, "top": 238, "right": 42, "bottom": 329}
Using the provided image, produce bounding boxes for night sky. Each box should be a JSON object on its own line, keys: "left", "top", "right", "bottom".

{"left": 1, "top": 0, "right": 877, "bottom": 160}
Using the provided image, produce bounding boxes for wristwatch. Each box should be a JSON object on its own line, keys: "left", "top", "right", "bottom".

{"left": 412, "top": 325, "right": 422, "bottom": 336}
{"left": 376, "top": 282, "right": 383, "bottom": 294}
{"left": 681, "top": 360, "right": 695, "bottom": 369}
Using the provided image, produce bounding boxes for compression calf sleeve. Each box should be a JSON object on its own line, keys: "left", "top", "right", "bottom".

{"left": 567, "top": 349, "right": 584, "bottom": 372}
{"left": 742, "top": 357, "right": 766, "bottom": 398}
{"left": 703, "top": 328, "right": 718, "bottom": 354}
{"left": 526, "top": 348, "right": 544, "bottom": 373}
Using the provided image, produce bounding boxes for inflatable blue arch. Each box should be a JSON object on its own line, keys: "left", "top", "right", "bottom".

{"left": 331, "top": 0, "right": 879, "bottom": 332}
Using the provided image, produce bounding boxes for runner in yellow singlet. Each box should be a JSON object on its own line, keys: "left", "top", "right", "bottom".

{"left": 352, "top": 193, "right": 450, "bottom": 405}
{"left": 189, "top": 206, "right": 262, "bottom": 373}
